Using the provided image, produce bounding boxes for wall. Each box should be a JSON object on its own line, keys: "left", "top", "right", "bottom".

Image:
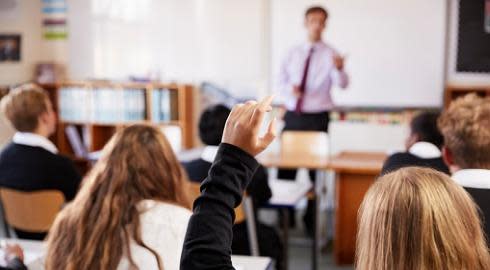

{"left": 68, "top": 0, "right": 269, "bottom": 98}
{"left": 0, "top": 0, "right": 68, "bottom": 85}
{"left": 0, "top": 0, "right": 43, "bottom": 85}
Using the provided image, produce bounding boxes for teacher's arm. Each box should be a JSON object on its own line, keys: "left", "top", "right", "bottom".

{"left": 332, "top": 54, "right": 349, "bottom": 89}
{"left": 180, "top": 97, "right": 276, "bottom": 270}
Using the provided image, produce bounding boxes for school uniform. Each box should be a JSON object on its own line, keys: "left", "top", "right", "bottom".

{"left": 381, "top": 142, "right": 450, "bottom": 175}
{"left": 182, "top": 146, "right": 284, "bottom": 270}
{"left": 453, "top": 169, "right": 490, "bottom": 246}
{"left": 0, "top": 132, "right": 81, "bottom": 239}
{"left": 181, "top": 143, "right": 259, "bottom": 270}
{"left": 118, "top": 200, "right": 191, "bottom": 270}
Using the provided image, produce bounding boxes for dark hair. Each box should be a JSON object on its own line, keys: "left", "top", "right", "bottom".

{"left": 410, "top": 111, "right": 443, "bottom": 148}
{"left": 199, "top": 104, "right": 231, "bottom": 146}
{"left": 305, "top": 6, "right": 328, "bottom": 20}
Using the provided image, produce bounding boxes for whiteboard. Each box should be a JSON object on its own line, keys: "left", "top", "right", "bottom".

{"left": 271, "top": 0, "right": 447, "bottom": 108}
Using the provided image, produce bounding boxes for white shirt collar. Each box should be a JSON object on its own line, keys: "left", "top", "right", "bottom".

{"left": 201, "top": 146, "right": 219, "bottom": 163}
{"left": 13, "top": 132, "right": 58, "bottom": 154}
{"left": 408, "top": 142, "right": 441, "bottom": 159}
{"left": 452, "top": 169, "right": 490, "bottom": 189}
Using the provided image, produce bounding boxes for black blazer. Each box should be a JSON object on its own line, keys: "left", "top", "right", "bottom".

{"left": 182, "top": 158, "right": 272, "bottom": 209}
{"left": 463, "top": 187, "right": 490, "bottom": 247}
{"left": 381, "top": 152, "right": 450, "bottom": 176}
{"left": 181, "top": 143, "right": 259, "bottom": 270}
{"left": 0, "top": 143, "right": 81, "bottom": 201}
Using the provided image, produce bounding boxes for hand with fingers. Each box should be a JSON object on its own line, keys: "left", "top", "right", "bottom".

{"left": 222, "top": 96, "right": 277, "bottom": 157}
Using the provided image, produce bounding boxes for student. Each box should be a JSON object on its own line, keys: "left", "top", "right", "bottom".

{"left": 46, "top": 124, "right": 192, "bottom": 270}
{"left": 381, "top": 111, "right": 449, "bottom": 175}
{"left": 182, "top": 104, "right": 283, "bottom": 269}
{"left": 438, "top": 94, "right": 490, "bottom": 244}
{"left": 357, "top": 167, "right": 490, "bottom": 270}
{"left": 181, "top": 97, "right": 276, "bottom": 269}
{"left": 0, "top": 84, "right": 81, "bottom": 240}
{"left": 0, "top": 244, "right": 27, "bottom": 270}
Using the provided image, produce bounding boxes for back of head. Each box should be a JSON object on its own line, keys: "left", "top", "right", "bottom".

{"left": 438, "top": 94, "right": 490, "bottom": 169}
{"left": 357, "top": 167, "right": 490, "bottom": 270}
{"left": 199, "top": 104, "right": 231, "bottom": 146}
{"left": 46, "top": 124, "right": 191, "bottom": 270}
{"left": 0, "top": 84, "right": 49, "bottom": 132}
{"left": 410, "top": 111, "right": 443, "bottom": 148}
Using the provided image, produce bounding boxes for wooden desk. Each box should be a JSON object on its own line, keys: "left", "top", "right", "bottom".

{"left": 327, "top": 151, "right": 386, "bottom": 265}
{"left": 0, "top": 239, "right": 272, "bottom": 270}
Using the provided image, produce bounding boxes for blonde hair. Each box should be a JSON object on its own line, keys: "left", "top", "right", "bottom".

{"left": 357, "top": 167, "right": 490, "bottom": 270}
{"left": 438, "top": 94, "right": 490, "bottom": 169}
{"left": 46, "top": 124, "right": 192, "bottom": 270}
{"left": 0, "top": 84, "right": 51, "bottom": 132}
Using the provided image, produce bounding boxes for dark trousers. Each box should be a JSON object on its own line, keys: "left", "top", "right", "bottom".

{"left": 278, "top": 111, "right": 330, "bottom": 233}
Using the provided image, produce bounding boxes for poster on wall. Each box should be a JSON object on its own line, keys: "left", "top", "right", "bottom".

{"left": 456, "top": 0, "right": 490, "bottom": 73}
{"left": 0, "top": 34, "right": 21, "bottom": 62}
{"left": 42, "top": 0, "right": 68, "bottom": 40}
{"left": 0, "top": 0, "right": 20, "bottom": 20}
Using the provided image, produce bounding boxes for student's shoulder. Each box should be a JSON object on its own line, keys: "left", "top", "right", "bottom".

{"left": 139, "top": 200, "right": 192, "bottom": 222}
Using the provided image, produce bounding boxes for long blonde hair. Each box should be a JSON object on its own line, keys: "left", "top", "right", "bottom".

{"left": 45, "top": 124, "right": 192, "bottom": 270}
{"left": 357, "top": 167, "right": 490, "bottom": 270}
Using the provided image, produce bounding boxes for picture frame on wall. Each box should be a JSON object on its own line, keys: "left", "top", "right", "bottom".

{"left": 0, "top": 34, "right": 21, "bottom": 62}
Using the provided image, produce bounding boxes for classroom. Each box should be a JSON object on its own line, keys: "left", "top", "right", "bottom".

{"left": 0, "top": 0, "right": 489, "bottom": 269}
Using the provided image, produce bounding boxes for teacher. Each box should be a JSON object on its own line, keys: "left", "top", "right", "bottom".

{"left": 277, "top": 5, "right": 349, "bottom": 233}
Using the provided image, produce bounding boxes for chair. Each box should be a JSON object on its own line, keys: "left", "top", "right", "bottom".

{"left": 188, "top": 182, "right": 259, "bottom": 256}
{"left": 281, "top": 131, "right": 329, "bottom": 157}
{"left": 0, "top": 189, "right": 65, "bottom": 236}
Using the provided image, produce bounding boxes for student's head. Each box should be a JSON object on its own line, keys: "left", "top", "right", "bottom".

{"left": 46, "top": 124, "right": 191, "bottom": 270}
{"left": 357, "top": 167, "right": 490, "bottom": 270}
{"left": 304, "top": 6, "right": 328, "bottom": 42}
{"left": 438, "top": 94, "right": 490, "bottom": 172}
{"left": 199, "top": 104, "right": 231, "bottom": 146}
{"left": 0, "top": 84, "right": 56, "bottom": 137}
{"left": 405, "top": 111, "right": 443, "bottom": 150}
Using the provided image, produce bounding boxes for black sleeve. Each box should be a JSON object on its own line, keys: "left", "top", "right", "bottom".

{"left": 52, "top": 157, "right": 82, "bottom": 201}
{"left": 380, "top": 154, "right": 403, "bottom": 176}
{"left": 180, "top": 143, "right": 259, "bottom": 270}
{"left": 2, "top": 257, "right": 27, "bottom": 270}
{"left": 246, "top": 165, "right": 272, "bottom": 207}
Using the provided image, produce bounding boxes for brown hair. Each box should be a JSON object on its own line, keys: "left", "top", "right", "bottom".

{"left": 438, "top": 94, "right": 490, "bottom": 169}
{"left": 45, "top": 124, "right": 192, "bottom": 270}
{"left": 305, "top": 6, "right": 328, "bottom": 20}
{"left": 0, "top": 84, "right": 51, "bottom": 132}
{"left": 357, "top": 167, "right": 490, "bottom": 270}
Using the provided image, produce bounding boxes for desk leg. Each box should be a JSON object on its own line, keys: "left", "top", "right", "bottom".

{"left": 312, "top": 170, "right": 325, "bottom": 270}
{"left": 281, "top": 208, "right": 289, "bottom": 270}
{"left": 334, "top": 172, "right": 376, "bottom": 265}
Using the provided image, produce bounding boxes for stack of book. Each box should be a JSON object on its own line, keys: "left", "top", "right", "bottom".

{"left": 59, "top": 86, "right": 146, "bottom": 123}
{"left": 152, "top": 88, "right": 179, "bottom": 122}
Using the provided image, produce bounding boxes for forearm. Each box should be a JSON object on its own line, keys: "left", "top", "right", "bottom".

{"left": 181, "top": 143, "right": 259, "bottom": 270}
{"left": 333, "top": 69, "right": 349, "bottom": 89}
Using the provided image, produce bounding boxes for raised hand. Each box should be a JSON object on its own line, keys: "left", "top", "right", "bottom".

{"left": 222, "top": 96, "right": 276, "bottom": 156}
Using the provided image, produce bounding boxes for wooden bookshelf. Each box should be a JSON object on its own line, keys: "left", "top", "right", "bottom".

{"left": 445, "top": 84, "right": 490, "bottom": 108}
{"left": 39, "top": 82, "right": 195, "bottom": 157}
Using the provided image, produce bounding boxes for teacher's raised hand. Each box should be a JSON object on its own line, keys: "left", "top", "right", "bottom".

{"left": 222, "top": 96, "right": 277, "bottom": 157}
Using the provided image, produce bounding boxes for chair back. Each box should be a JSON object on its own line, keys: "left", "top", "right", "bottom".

{"left": 0, "top": 188, "right": 65, "bottom": 232}
{"left": 188, "top": 182, "right": 246, "bottom": 223}
{"left": 281, "top": 131, "right": 329, "bottom": 157}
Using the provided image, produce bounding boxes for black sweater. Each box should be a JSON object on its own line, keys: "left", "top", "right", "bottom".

{"left": 0, "top": 258, "right": 26, "bottom": 270}
{"left": 181, "top": 143, "right": 259, "bottom": 270}
{"left": 381, "top": 152, "right": 450, "bottom": 176}
{"left": 464, "top": 187, "right": 490, "bottom": 247}
{"left": 0, "top": 143, "right": 81, "bottom": 201}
